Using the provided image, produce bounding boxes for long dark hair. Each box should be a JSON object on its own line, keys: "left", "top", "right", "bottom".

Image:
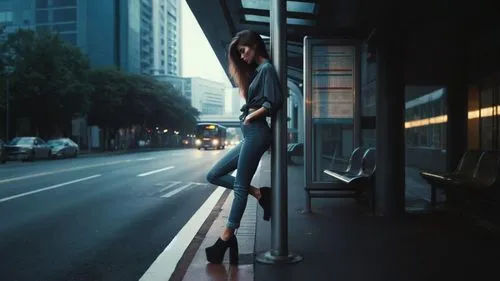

{"left": 228, "top": 30, "right": 270, "bottom": 99}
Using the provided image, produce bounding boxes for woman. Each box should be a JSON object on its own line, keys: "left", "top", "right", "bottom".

{"left": 205, "top": 29, "right": 282, "bottom": 264}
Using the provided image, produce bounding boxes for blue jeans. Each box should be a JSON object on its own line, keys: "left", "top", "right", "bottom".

{"left": 206, "top": 119, "right": 271, "bottom": 229}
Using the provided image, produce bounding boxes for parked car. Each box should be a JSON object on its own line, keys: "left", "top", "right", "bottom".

{"left": 4, "top": 137, "right": 52, "bottom": 161}
{"left": 47, "top": 138, "right": 79, "bottom": 158}
{"left": 0, "top": 139, "right": 6, "bottom": 164}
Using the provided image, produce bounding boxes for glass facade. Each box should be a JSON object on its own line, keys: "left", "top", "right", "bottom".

{"left": 83, "top": 0, "right": 118, "bottom": 69}
{"left": 34, "top": 0, "right": 78, "bottom": 46}
{"left": 36, "top": 0, "right": 48, "bottom": 9}
{"left": 35, "top": 10, "right": 48, "bottom": 23}
{"left": 52, "top": 8, "right": 76, "bottom": 22}
{"left": 0, "top": 1, "right": 35, "bottom": 30}
{"left": 52, "top": 22, "right": 76, "bottom": 32}
{"left": 6, "top": 0, "right": 141, "bottom": 72}
{"left": 119, "top": 0, "right": 141, "bottom": 73}
{"left": 468, "top": 77, "right": 500, "bottom": 150}
{"left": 52, "top": 0, "right": 76, "bottom": 7}
{"left": 405, "top": 87, "right": 447, "bottom": 149}
{"left": 0, "top": 10, "right": 13, "bottom": 26}
{"left": 403, "top": 86, "right": 448, "bottom": 171}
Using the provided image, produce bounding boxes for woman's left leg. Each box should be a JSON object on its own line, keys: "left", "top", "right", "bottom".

{"left": 226, "top": 124, "right": 271, "bottom": 230}
{"left": 205, "top": 141, "right": 264, "bottom": 200}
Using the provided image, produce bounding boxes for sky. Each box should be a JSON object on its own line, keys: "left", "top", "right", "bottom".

{"left": 180, "top": 0, "right": 232, "bottom": 88}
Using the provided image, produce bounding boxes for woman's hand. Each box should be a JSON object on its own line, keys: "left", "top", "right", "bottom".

{"left": 243, "top": 114, "right": 252, "bottom": 125}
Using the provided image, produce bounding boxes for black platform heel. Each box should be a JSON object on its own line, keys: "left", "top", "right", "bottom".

{"left": 205, "top": 235, "right": 239, "bottom": 264}
{"left": 259, "top": 187, "right": 271, "bottom": 221}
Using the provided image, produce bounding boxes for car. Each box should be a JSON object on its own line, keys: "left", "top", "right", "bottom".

{"left": 4, "top": 137, "right": 52, "bottom": 161}
{"left": 47, "top": 138, "right": 79, "bottom": 158}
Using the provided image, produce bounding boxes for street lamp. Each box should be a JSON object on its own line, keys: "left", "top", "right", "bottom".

{"left": 3, "top": 65, "right": 14, "bottom": 141}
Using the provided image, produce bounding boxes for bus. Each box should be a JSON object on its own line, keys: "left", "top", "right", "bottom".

{"left": 195, "top": 123, "right": 227, "bottom": 150}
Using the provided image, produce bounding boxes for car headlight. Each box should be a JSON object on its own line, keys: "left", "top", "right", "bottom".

{"left": 212, "top": 139, "right": 219, "bottom": 145}
{"left": 195, "top": 139, "right": 202, "bottom": 145}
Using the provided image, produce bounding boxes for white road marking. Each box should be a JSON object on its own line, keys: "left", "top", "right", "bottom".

{"left": 0, "top": 175, "right": 101, "bottom": 203}
{"left": 137, "top": 157, "right": 155, "bottom": 161}
{"left": 0, "top": 172, "right": 52, "bottom": 184}
{"left": 158, "top": 181, "right": 181, "bottom": 193}
{"left": 139, "top": 186, "right": 226, "bottom": 281}
{"left": 161, "top": 182, "right": 197, "bottom": 198}
{"left": 190, "top": 182, "right": 206, "bottom": 185}
{"left": 0, "top": 159, "right": 135, "bottom": 184}
{"left": 137, "top": 166, "right": 175, "bottom": 177}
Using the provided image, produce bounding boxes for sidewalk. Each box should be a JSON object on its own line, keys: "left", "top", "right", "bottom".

{"left": 177, "top": 154, "right": 500, "bottom": 281}
{"left": 254, "top": 158, "right": 500, "bottom": 281}
{"left": 180, "top": 192, "right": 257, "bottom": 281}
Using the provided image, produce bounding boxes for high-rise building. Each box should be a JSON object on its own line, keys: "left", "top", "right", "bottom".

{"left": 149, "top": 0, "right": 181, "bottom": 76}
{"left": 116, "top": 0, "right": 141, "bottom": 73}
{"left": 34, "top": 0, "right": 141, "bottom": 73}
{"left": 0, "top": 0, "right": 144, "bottom": 74}
{"left": 140, "top": 0, "right": 153, "bottom": 74}
{"left": 154, "top": 75, "right": 225, "bottom": 115}
{"left": 165, "top": 0, "right": 181, "bottom": 76}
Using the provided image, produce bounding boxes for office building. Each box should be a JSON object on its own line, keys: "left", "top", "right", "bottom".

{"left": 155, "top": 75, "right": 225, "bottom": 115}
{"left": 0, "top": 0, "right": 147, "bottom": 74}
{"left": 190, "top": 77, "right": 225, "bottom": 115}
{"left": 147, "top": 0, "right": 181, "bottom": 76}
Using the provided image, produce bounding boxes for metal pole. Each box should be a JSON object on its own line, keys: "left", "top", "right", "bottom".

{"left": 5, "top": 78, "right": 9, "bottom": 141}
{"left": 271, "top": 0, "right": 288, "bottom": 257}
{"left": 256, "top": 0, "right": 302, "bottom": 264}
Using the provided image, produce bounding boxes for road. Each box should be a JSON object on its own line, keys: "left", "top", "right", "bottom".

{"left": 0, "top": 148, "right": 231, "bottom": 281}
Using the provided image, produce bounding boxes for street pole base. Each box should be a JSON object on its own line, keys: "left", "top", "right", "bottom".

{"left": 255, "top": 251, "right": 303, "bottom": 264}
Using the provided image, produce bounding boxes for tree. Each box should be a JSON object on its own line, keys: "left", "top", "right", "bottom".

{"left": 0, "top": 29, "right": 92, "bottom": 137}
{"left": 148, "top": 78, "right": 199, "bottom": 133}
{"left": 87, "top": 68, "right": 127, "bottom": 130}
{"left": 87, "top": 68, "right": 199, "bottom": 137}
{"left": 1, "top": 27, "right": 199, "bottom": 142}
{"left": 114, "top": 72, "right": 199, "bottom": 132}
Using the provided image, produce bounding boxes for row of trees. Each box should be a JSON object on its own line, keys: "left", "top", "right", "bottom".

{"left": 0, "top": 28, "right": 199, "bottom": 141}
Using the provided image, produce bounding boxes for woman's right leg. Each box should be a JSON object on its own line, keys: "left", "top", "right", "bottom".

{"left": 206, "top": 142, "right": 242, "bottom": 189}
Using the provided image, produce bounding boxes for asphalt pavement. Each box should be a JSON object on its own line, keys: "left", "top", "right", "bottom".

{"left": 0, "top": 148, "right": 232, "bottom": 281}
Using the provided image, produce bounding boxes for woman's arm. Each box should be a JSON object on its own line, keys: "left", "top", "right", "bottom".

{"left": 244, "top": 107, "right": 267, "bottom": 124}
